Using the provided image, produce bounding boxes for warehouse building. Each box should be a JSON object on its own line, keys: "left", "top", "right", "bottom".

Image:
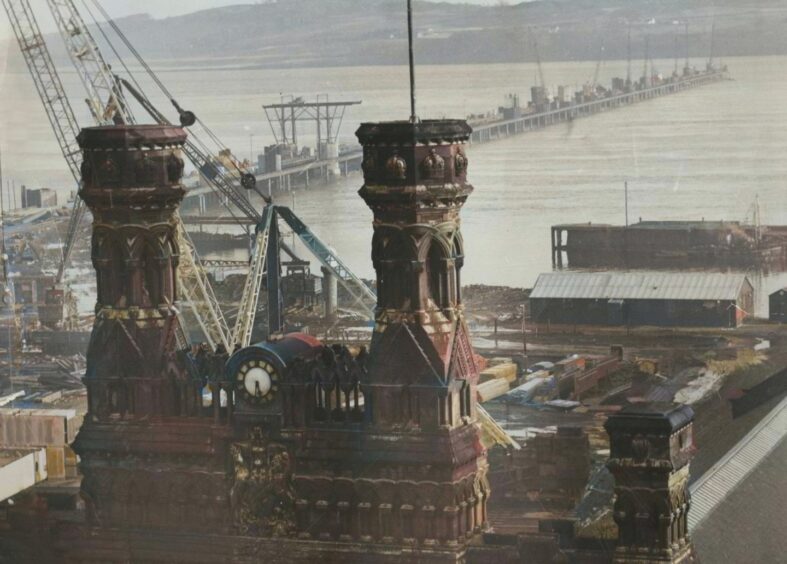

{"left": 530, "top": 271, "right": 753, "bottom": 328}
{"left": 20, "top": 186, "right": 57, "bottom": 209}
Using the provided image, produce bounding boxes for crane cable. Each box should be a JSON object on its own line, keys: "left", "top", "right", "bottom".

{"left": 83, "top": 0, "right": 252, "bottom": 181}
{"left": 82, "top": 0, "right": 246, "bottom": 173}
{"left": 86, "top": 0, "right": 222, "bottom": 148}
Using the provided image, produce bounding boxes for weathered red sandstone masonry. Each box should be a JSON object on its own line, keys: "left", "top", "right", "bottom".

{"left": 52, "top": 122, "right": 698, "bottom": 564}
{"left": 280, "top": 119, "right": 489, "bottom": 548}
{"left": 73, "top": 125, "right": 233, "bottom": 533}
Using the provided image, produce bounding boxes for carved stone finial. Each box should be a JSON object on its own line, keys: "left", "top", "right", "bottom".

{"left": 385, "top": 153, "right": 407, "bottom": 180}
{"left": 454, "top": 151, "right": 468, "bottom": 176}
{"left": 420, "top": 148, "right": 445, "bottom": 180}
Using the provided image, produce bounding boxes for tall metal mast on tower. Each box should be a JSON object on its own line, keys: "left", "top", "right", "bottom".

{"left": 407, "top": 0, "right": 417, "bottom": 122}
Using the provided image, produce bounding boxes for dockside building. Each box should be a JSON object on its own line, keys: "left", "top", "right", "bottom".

{"left": 530, "top": 271, "right": 753, "bottom": 328}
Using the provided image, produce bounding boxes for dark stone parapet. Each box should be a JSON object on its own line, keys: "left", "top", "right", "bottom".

{"left": 605, "top": 403, "right": 695, "bottom": 435}
{"left": 77, "top": 124, "right": 187, "bottom": 150}
{"left": 77, "top": 124, "right": 187, "bottom": 204}
{"left": 356, "top": 119, "right": 472, "bottom": 146}
{"left": 357, "top": 119, "right": 472, "bottom": 189}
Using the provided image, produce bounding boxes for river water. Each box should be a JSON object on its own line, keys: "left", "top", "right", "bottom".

{"left": 1, "top": 54, "right": 786, "bottom": 315}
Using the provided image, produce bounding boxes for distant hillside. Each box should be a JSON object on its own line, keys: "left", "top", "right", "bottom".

{"left": 7, "top": 0, "right": 787, "bottom": 69}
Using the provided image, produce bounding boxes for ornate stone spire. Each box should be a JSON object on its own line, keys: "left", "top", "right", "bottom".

{"left": 73, "top": 125, "right": 232, "bottom": 533}
{"left": 78, "top": 124, "right": 187, "bottom": 420}
{"left": 357, "top": 119, "right": 477, "bottom": 389}
{"left": 281, "top": 119, "right": 488, "bottom": 553}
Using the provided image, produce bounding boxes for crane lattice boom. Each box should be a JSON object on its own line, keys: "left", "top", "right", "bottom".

{"left": 1, "top": 0, "right": 86, "bottom": 285}
{"left": 46, "top": 0, "right": 133, "bottom": 124}
{"left": 232, "top": 207, "right": 273, "bottom": 348}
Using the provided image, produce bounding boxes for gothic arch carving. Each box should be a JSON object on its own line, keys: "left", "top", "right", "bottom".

{"left": 427, "top": 240, "right": 450, "bottom": 309}
{"left": 372, "top": 226, "right": 418, "bottom": 265}
{"left": 372, "top": 228, "right": 417, "bottom": 310}
{"left": 92, "top": 227, "right": 124, "bottom": 307}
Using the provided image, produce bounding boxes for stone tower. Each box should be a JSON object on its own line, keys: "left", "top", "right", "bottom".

{"left": 605, "top": 404, "right": 697, "bottom": 564}
{"left": 280, "top": 119, "right": 488, "bottom": 560}
{"left": 73, "top": 125, "right": 232, "bottom": 535}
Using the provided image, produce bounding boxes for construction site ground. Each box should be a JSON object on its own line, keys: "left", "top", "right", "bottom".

{"left": 470, "top": 285, "right": 787, "bottom": 485}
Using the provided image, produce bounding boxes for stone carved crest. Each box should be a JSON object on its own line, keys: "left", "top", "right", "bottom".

{"left": 385, "top": 153, "right": 407, "bottom": 180}
{"left": 420, "top": 148, "right": 445, "bottom": 180}
{"left": 454, "top": 151, "right": 468, "bottom": 176}
{"left": 229, "top": 427, "right": 295, "bottom": 536}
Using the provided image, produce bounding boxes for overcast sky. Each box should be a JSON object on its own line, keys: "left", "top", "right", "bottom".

{"left": 0, "top": 0, "right": 506, "bottom": 40}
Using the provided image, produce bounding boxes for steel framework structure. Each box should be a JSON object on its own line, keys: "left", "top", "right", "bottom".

{"left": 1, "top": 0, "right": 85, "bottom": 286}
{"left": 262, "top": 96, "right": 360, "bottom": 149}
{"left": 4, "top": 0, "right": 375, "bottom": 354}
{"left": 46, "top": 0, "right": 134, "bottom": 124}
{"left": 2, "top": 0, "right": 233, "bottom": 351}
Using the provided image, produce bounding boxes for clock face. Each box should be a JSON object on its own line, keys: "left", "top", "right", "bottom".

{"left": 236, "top": 359, "right": 279, "bottom": 404}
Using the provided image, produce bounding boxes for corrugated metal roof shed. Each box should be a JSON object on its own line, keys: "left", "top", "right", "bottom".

{"left": 530, "top": 272, "right": 749, "bottom": 301}
{"left": 689, "top": 393, "right": 787, "bottom": 532}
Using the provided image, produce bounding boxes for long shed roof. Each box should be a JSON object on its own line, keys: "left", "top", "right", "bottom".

{"left": 529, "top": 271, "right": 750, "bottom": 301}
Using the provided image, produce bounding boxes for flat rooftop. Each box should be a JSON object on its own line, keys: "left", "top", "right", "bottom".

{"left": 0, "top": 447, "right": 42, "bottom": 468}
{"left": 530, "top": 271, "right": 750, "bottom": 301}
{"left": 552, "top": 220, "right": 749, "bottom": 230}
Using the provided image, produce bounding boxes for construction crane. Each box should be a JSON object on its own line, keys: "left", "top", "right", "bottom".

{"left": 530, "top": 28, "right": 547, "bottom": 92}
{"left": 232, "top": 207, "right": 273, "bottom": 348}
{"left": 744, "top": 195, "right": 762, "bottom": 247}
{"left": 42, "top": 1, "right": 231, "bottom": 350}
{"left": 590, "top": 42, "right": 605, "bottom": 93}
{"left": 2, "top": 0, "right": 231, "bottom": 350}
{"left": 6, "top": 0, "right": 375, "bottom": 354}
{"left": 120, "top": 79, "right": 377, "bottom": 347}
{"left": 46, "top": 0, "right": 133, "bottom": 124}
{"left": 0, "top": 147, "right": 22, "bottom": 382}
{"left": 276, "top": 206, "right": 376, "bottom": 317}
{"left": 82, "top": 1, "right": 376, "bottom": 344}
{"left": 117, "top": 78, "right": 260, "bottom": 225}
{"left": 1, "top": 0, "right": 85, "bottom": 291}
